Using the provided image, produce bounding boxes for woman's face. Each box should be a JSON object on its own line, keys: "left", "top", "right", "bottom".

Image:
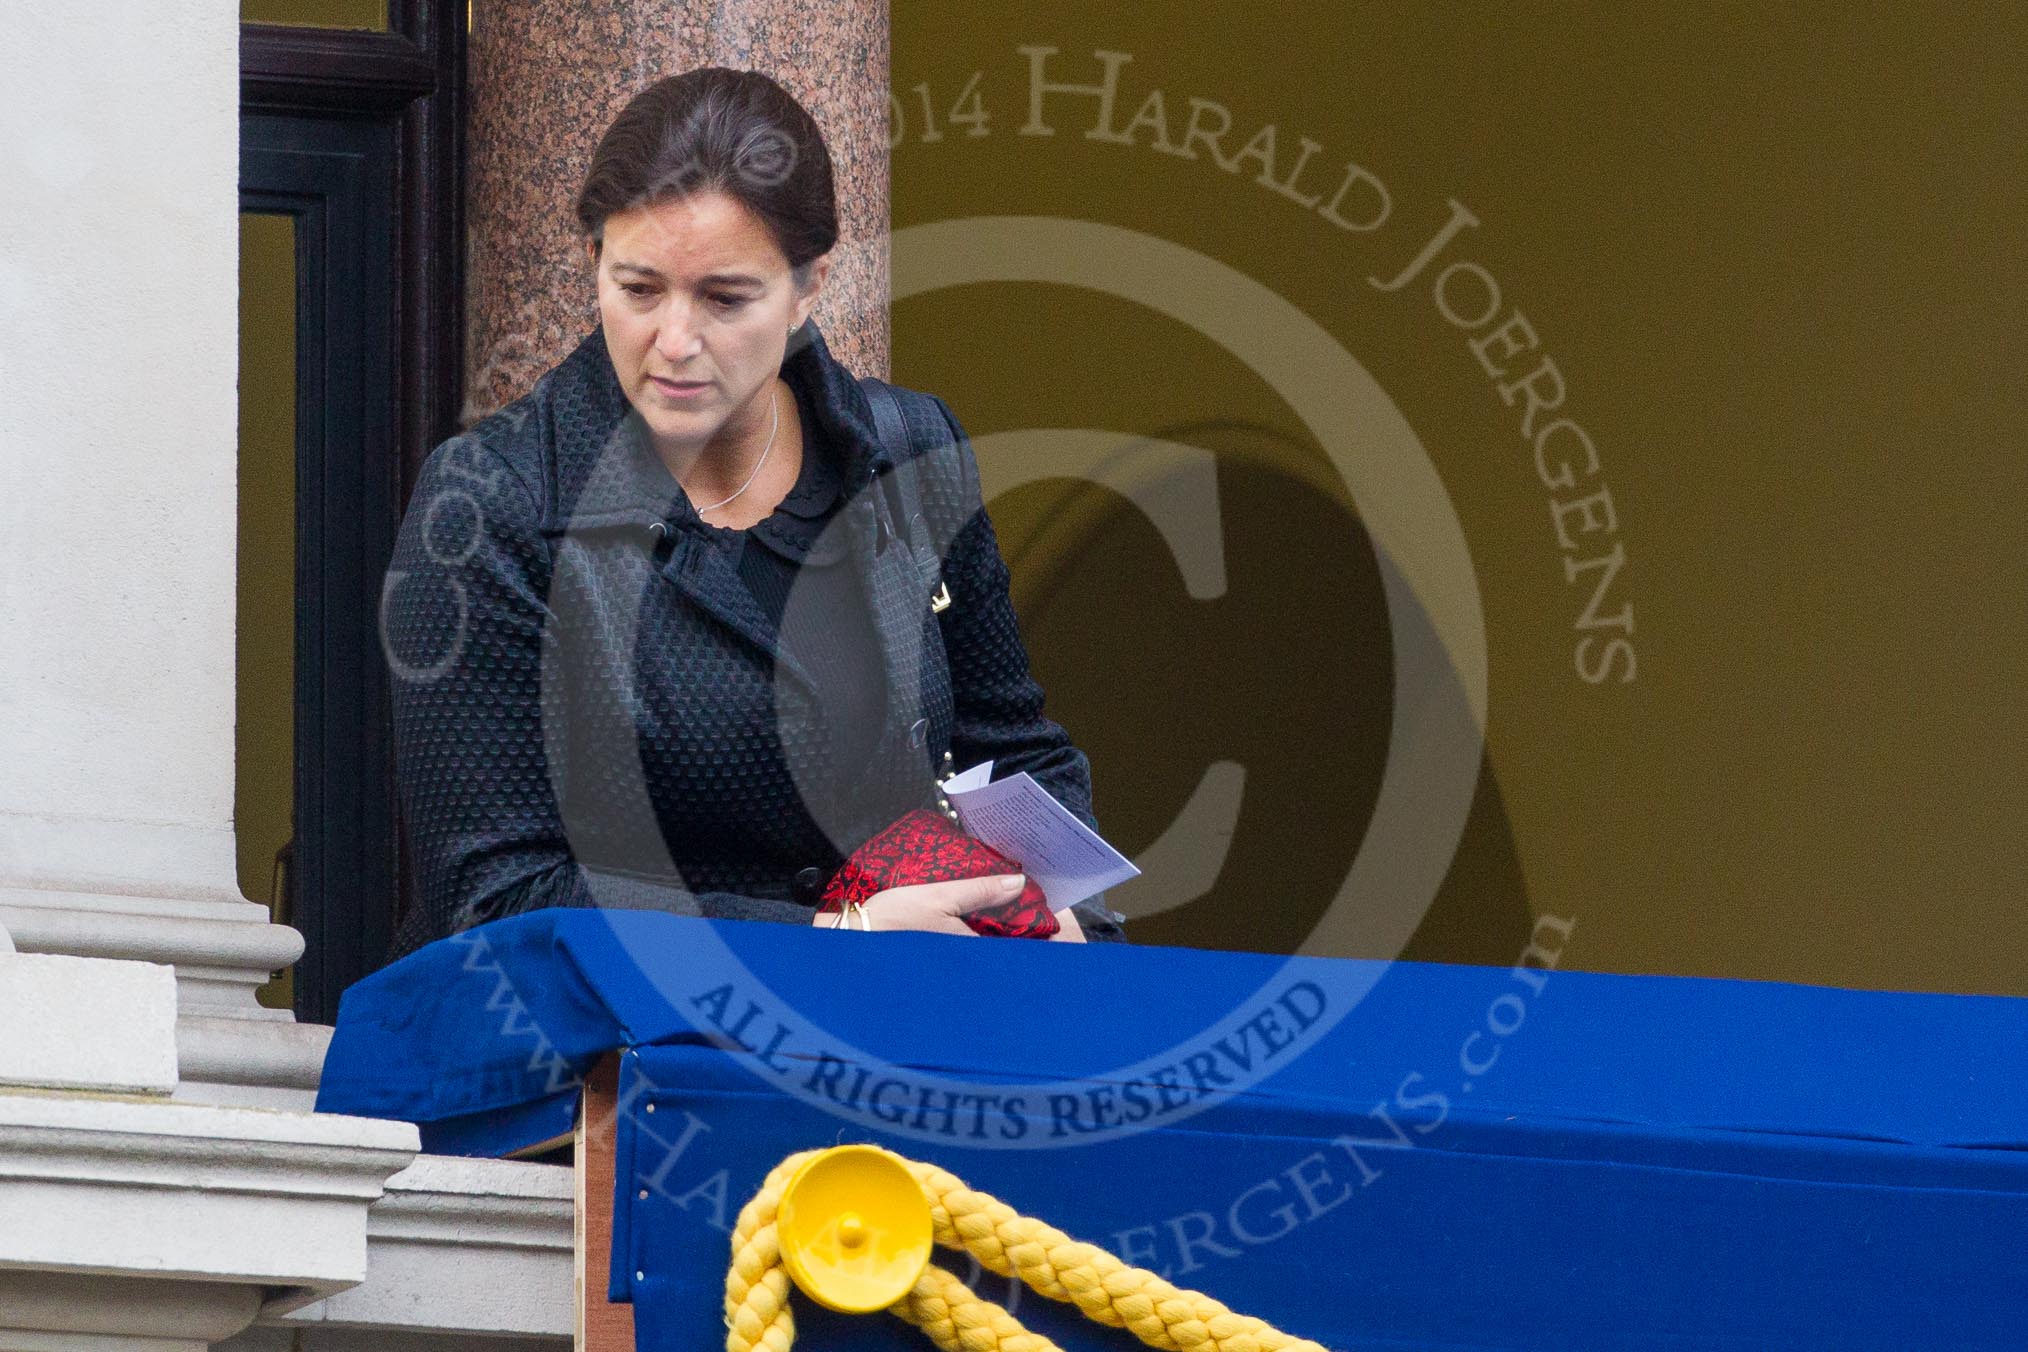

{"left": 589, "top": 189, "right": 829, "bottom": 459}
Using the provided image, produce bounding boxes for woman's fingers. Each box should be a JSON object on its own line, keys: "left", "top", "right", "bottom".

{"left": 856, "top": 874, "right": 1027, "bottom": 934}
{"left": 1047, "top": 907, "right": 1087, "bottom": 942}
{"left": 942, "top": 873, "right": 1029, "bottom": 915}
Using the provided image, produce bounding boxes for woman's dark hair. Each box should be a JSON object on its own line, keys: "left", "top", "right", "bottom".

{"left": 575, "top": 67, "right": 837, "bottom": 282}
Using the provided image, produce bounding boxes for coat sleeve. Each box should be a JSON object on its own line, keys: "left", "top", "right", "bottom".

{"left": 924, "top": 396, "right": 1129, "bottom": 943}
{"left": 381, "top": 433, "right": 809, "bottom": 959}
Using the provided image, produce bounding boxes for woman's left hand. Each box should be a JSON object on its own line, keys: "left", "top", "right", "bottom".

{"left": 1048, "top": 907, "right": 1087, "bottom": 942}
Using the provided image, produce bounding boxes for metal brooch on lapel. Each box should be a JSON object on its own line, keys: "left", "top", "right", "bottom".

{"left": 930, "top": 581, "right": 952, "bottom": 614}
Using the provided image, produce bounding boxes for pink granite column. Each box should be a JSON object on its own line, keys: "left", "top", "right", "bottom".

{"left": 463, "top": 0, "right": 889, "bottom": 420}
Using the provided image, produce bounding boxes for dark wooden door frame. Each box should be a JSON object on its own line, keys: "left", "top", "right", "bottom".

{"left": 242, "top": 0, "right": 466, "bottom": 497}
{"left": 240, "top": 1, "right": 465, "bottom": 1023}
{"left": 243, "top": 118, "right": 400, "bottom": 1024}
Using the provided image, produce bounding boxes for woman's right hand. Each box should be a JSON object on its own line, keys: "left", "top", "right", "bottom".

{"left": 811, "top": 873, "right": 1027, "bottom": 934}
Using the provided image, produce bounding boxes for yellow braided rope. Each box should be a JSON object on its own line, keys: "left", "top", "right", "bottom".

{"left": 725, "top": 1147, "right": 1327, "bottom": 1352}
{"left": 895, "top": 1262, "right": 1065, "bottom": 1352}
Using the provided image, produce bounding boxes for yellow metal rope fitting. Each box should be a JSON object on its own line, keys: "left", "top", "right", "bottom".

{"left": 725, "top": 1144, "right": 1329, "bottom": 1352}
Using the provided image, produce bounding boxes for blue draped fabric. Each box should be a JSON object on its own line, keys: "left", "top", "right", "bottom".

{"left": 317, "top": 911, "right": 2028, "bottom": 1351}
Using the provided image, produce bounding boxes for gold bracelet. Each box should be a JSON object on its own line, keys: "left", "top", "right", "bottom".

{"left": 826, "top": 899, "right": 872, "bottom": 931}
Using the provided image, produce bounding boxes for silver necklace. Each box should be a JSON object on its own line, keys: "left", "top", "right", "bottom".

{"left": 689, "top": 383, "right": 780, "bottom": 514}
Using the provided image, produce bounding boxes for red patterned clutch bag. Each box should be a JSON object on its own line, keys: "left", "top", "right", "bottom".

{"left": 817, "top": 808, "right": 1060, "bottom": 938}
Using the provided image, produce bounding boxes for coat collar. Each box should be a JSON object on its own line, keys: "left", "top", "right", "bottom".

{"left": 543, "top": 317, "right": 892, "bottom": 535}
{"left": 531, "top": 317, "right": 910, "bottom": 714}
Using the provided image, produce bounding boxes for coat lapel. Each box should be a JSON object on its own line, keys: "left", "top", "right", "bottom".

{"left": 659, "top": 531, "right": 821, "bottom": 698}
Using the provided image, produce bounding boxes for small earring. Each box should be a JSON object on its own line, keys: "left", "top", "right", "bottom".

{"left": 788, "top": 323, "right": 800, "bottom": 336}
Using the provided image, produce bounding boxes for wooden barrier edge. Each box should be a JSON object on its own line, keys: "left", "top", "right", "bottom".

{"left": 577, "top": 1052, "right": 637, "bottom": 1352}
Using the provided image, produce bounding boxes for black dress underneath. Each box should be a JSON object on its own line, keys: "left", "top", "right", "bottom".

{"left": 713, "top": 378, "right": 887, "bottom": 781}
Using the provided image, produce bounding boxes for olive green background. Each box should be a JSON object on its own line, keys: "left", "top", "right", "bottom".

{"left": 889, "top": 5, "right": 2027, "bottom": 993}
{"left": 239, "top": 211, "right": 298, "bottom": 1010}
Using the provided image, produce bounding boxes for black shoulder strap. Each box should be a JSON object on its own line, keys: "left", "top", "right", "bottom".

{"left": 859, "top": 375, "right": 911, "bottom": 465}
{"left": 858, "top": 376, "right": 945, "bottom": 602}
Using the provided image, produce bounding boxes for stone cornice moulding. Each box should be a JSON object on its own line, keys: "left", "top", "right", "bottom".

{"left": 0, "top": 1269, "right": 266, "bottom": 1349}
{"left": 0, "top": 810, "right": 281, "bottom": 1015}
{"left": 364, "top": 1156, "right": 576, "bottom": 1253}
{"left": 266, "top": 1156, "right": 575, "bottom": 1339}
{"left": 0, "top": 886, "right": 305, "bottom": 1021}
{"left": 177, "top": 1013, "right": 334, "bottom": 1109}
{"left": 0, "top": 1089, "right": 420, "bottom": 1317}
{"left": 0, "top": 886, "right": 338, "bottom": 1105}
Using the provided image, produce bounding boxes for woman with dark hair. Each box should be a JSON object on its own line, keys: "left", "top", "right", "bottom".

{"left": 381, "top": 67, "right": 1124, "bottom": 957}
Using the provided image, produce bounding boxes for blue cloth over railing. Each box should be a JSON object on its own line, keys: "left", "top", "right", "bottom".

{"left": 317, "top": 911, "right": 2028, "bottom": 1351}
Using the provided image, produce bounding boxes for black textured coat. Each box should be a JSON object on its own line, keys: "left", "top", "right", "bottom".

{"left": 381, "top": 319, "right": 1124, "bottom": 958}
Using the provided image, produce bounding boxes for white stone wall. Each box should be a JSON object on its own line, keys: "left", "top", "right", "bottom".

{"left": 0, "top": 15, "right": 578, "bottom": 1350}
{"left": 0, "top": 0, "right": 244, "bottom": 907}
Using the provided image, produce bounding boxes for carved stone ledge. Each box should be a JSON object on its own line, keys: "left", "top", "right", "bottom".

{"left": 0, "top": 1088, "right": 419, "bottom": 1347}
{"left": 222, "top": 1155, "right": 575, "bottom": 1349}
{"left": 0, "top": 886, "right": 303, "bottom": 1023}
